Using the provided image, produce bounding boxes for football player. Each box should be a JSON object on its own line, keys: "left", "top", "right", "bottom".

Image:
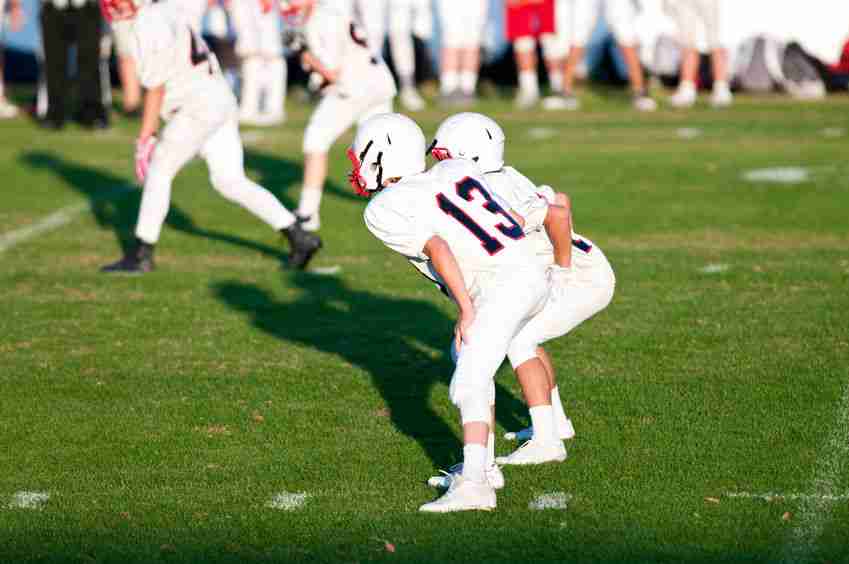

{"left": 99, "top": 0, "right": 321, "bottom": 273}
{"left": 352, "top": 0, "right": 432, "bottom": 111}
{"left": 543, "top": 0, "right": 657, "bottom": 111}
{"left": 283, "top": 0, "right": 396, "bottom": 232}
{"left": 428, "top": 112, "right": 616, "bottom": 468}
{"left": 435, "top": 0, "right": 487, "bottom": 104}
{"left": 0, "top": 0, "right": 23, "bottom": 118}
{"left": 228, "top": 0, "right": 286, "bottom": 125}
{"left": 349, "top": 113, "right": 577, "bottom": 512}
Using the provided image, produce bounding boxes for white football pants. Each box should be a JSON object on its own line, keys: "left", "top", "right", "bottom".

{"left": 450, "top": 267, "right": 551, "bottom": 425}
{"left": 135, "top": 111, "right": 296, "bottom": 244}
{"left": 507, "top": 246, "right": 616, "bottom": 368}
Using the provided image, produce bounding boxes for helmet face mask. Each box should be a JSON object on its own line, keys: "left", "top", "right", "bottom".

{"left": 349, "top": 113, "right": 427, "bottom": 197}
{"left": 431, "top": 113, "right": 505, "bottom": 173}
{"left": 99, "top": 0, "right": 141, "bottom": 22}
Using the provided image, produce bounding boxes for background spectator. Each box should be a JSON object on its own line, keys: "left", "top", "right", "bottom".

{"left": 1, "top": 0, "right": 24, "bottom": 117}
{"left": 39, "top": 0, "right": 109, "bottom": 129}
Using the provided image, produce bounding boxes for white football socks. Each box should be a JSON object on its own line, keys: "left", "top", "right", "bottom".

{"left": 529, "top": 405, "right": 557, "bottom": 445}
{"left": 297, "top": 186, "right": 323, "bottom": 220}
{"left": 460, "top": 70, "right": 478, "bottom": 96}
{"left": 551, "top": 386, "right": 570, "bottom": 431}
{"left": 462, "top": 444, "right": 488, "bottom": 483}
{"left": 440, "top": 70, "right": 459, "bottom": 95}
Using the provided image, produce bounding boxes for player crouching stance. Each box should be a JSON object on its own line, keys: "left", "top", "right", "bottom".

{"left": 99, "top": 0, "right": 320, "bottom": 273}
{"left": 430, "top": 112, "right": 616, "bottom": 468}
{"left": 350, "top": 113, "right": 576, "bottom": 512}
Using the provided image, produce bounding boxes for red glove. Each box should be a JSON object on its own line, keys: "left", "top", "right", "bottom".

{"left": 135, "top": 136, "right": 157, "bottom": 185}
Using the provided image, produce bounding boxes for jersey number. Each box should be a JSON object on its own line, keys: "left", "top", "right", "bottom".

{"left": 436, "top": 177, "right": 524, "bottom": 255}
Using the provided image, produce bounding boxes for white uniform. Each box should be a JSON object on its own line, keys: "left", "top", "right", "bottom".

{"left": 483, "top": 166, "right": 616, "bottom": 368}
{"left": 364, "top": 159, "right": 551, "bottom": 425}
{"left": 353, "top": 0, "right": 432, "bottom": 80}
{"left": 228, "top": 0, "right": 286, "bottom": 124}
{"left": 542, "top": 0, "right": 639, "bottom": 58}
{"left": 436, "top": 0, "right": 487, "bottom": 49}
{"left": 128, "top": 2, "right": 296, "bottom": 244}
{"left": 663, "top": 0, "right": 720, "bottom": 51}
{"left": 301, "top": 2, "right": 396, "bottom": 153}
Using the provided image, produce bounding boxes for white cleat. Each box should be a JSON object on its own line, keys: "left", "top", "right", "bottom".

{"left": 504, "top": 418, "right": 576, "bottom": 442}
{"left": 541, "top": 94, "right": 579, "bottom": 111}
{"left": 400, "top": 87, "right": 426, "bottom": 112}
{"left": 669, "top": 87, "right": 696, "bottom": 109}
{"left": 419, "top": 474, "right": 496, "bottom": 513}
{"left": 710, "top": 86, "right": 733, "bottom": 108}
{"left": 495, "top": 439, "right": 567, "bottom": 466}
{"left": 515, "top": 89, "right": 540, "bottom": 110}
{"left": 427, "top": 462, "right": 504, "bottom": 490}
{"left": 0, "top": 98, "right": 19, "bottom": 119}
{"left": 633, "top": 94, "right": 658, "bottom": 112}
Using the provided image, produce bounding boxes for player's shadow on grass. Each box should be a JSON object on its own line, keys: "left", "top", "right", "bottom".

{"left": 243, "top": 147, "right": 361, "bottom": 204}
{"left": 212, "top": 274, "right": 530, "bottom": 469}
{"left": 20, "top": 150, "right": 289, "bottom": 261}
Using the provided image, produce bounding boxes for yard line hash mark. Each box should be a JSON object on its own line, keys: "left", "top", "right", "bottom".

{"left": 780, "top": 381, "right": 849, "bottom": 564}
{"left": 0, "top": 185, "right": 133, "bottom": 254}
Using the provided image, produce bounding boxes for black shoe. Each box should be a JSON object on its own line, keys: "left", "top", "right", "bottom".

{"left": 282, "top": 222, "right": 322, "bottom": 270}
{"left": 38, "top": 117, "right": 64, "bottom": 130}
{"left": 80, "top": 116, "right": 110, "bottom": 130}
{"left": 101, "top": 240, "right": 155, "bottom": 273}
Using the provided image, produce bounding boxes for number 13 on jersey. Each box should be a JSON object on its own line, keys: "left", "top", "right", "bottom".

{"left": 436, "top": 177, "right": 525, "bottom": 255}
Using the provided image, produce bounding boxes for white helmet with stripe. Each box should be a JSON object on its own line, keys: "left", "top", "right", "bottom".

{"left": 348, "top": 113, "right": 426, "bottom": 196}
{"left": 430, "top": 112, "right": 505, "bottom": 173}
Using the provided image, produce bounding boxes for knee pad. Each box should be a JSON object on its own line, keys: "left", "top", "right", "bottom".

{"left": 513, "top": 36, "right": 536, "bottom": 54}
{"left": 210, "top": 174, "right": 248, "bottom": 201}
{"left": 449, "top": 371, "right": 491, "bottom": 425}
{"left": 540, "top": 33, "right": 568, "bottom": 60}
{"left": 507, "top": 337, "right": 538, "bottom": 370}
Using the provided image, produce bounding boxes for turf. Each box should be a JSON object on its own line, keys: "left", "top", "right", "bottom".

{"left": 1, "top": 88, "right": 848, "bottom": 563}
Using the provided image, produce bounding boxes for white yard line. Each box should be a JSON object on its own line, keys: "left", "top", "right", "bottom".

{"left": 0, "top": 186, "right": 133, "bottom": 254}
{"left": 529, "top": 492, "right": 572, "bottom": 510}
{"left": 726, "top": 492, "right": 849, "bottom": 503}
{"left": 7, "top": 491, "right": 50, "bottom": 510}
{"left": 780, "top": 382, "right": 849, "bottom": 564}
{"left": 266, "top": 491, "right": 311, "bottom": 511}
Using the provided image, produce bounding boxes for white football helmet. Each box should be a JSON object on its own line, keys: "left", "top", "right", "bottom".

{"left": 348, "top": 113, "right": 427, "bottom": 196}
{"left": 430, "top": 113, "right": 505, "bottom": 173}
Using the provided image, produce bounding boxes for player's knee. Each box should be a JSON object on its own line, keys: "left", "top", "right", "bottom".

{"left": 507, "top": 339, "right": 537, "bottom": 370}
{"left": 449, "top": 375, "right": 490, "bottom": 424}
{"left": 513, "top": 36, "right": 536, "bottom": 54}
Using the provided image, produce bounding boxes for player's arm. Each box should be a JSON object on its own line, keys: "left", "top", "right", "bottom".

{"left": 423, "top": 235, "right": 475, "bottom": 349}
{"left": 300, "top": 51, "right": 339, "bottom": 84}
{"left": 543, "top": 195, "right": 573, "bottom": 269}
{"left": 134, "top": 85, "right": 164, "bottom": 184}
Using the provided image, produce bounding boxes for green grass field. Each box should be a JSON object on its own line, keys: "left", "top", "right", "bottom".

{"left": 2, "top": 88, "right": 848, "bottom": 563}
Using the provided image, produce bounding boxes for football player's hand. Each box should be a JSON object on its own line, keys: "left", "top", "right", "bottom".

{"left": 135, "top": 136, "right": 157, "bottom": 185}
{"left": 259, "top": 0, "right": 273, "bottom": 13}
{"left": 454, "top": 307, "right": 475, "bottom": 353}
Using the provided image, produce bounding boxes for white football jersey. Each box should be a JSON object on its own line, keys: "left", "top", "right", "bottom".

{"left": 483, "top": 166, "right": 599, "bottom": 270}
{"left": 303, "top": 2, "right": 396, "bottom": 101}
{"left": 129, "top": 1, "right": 233, "bottom": 119}
{"left": 364, "top": 159, "right": 544, "bottom": 293}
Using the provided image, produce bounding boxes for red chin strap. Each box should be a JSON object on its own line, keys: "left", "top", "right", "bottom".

{"left": 346, "top": 147, "right": 371, "bottom": 197}
{"left": 431, "top": 147, "right": 452, "bottom": 161}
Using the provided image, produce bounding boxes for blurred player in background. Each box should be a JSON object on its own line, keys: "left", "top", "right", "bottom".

{"left": 228, "top": 0, "right": 286, "bottom": 125}
{"left": 664, "top": 0, "right": 732, "bottom": 108}
{"left": 99, "top": 0, "right": 321, "bottom": 273}
{"left": 435, "top": 0, "right": 487, "bottom": 105}
{"left": 546, "top": 0, "right": 656, "bottom": 111}
{"left": 0, "top": 0, "right": 24, "bottom": 118}
{"left": 352, "top": 113, "right": 578, "bottom": 511}
{"left": 353, "top": 0, "right": 432, "bottom": 111}
{"left": 285, "top": 0, "right": 396, "bottom": 232}
{"left": 428, "top": 113, "right": 615, "bottom": 474}
{"left": 506, "top": 0, "right": 555, "bottom": 109}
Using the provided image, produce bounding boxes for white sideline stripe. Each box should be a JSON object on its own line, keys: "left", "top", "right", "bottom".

{"left": 0, "top": 186, "right": 133, "bottom": 254}
{"left": 677, "top": 127, "right": 702, "bottom": 139}
{"left": 529, "top": 492, "right": 572, "bottom": 510}
{"left": 699, "top": 263, "right": 729, "bottom": 274}
{"left": 781, "top": 382, "right": 849, "bottom": 564}
{"left": 266, "top": 491, "right": 311, "bottom": 511}
{"left": 742, "top": 167, "right": 809, "bottom": 184}
{"left": 726, "top": 492, "right": 849, "bottom": 502}
{"left": 7, "top": 491, "right": 50, "bottom": 510}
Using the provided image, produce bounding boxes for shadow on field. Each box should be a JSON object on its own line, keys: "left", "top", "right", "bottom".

{"left": 243, "top": 147, "right": 361, "bottom": 205}
{"left": 212, "top": 274, "right": 530, "bottom": 468}
{"left": 19, "top": 150, "right": 306, "bottom": 262}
